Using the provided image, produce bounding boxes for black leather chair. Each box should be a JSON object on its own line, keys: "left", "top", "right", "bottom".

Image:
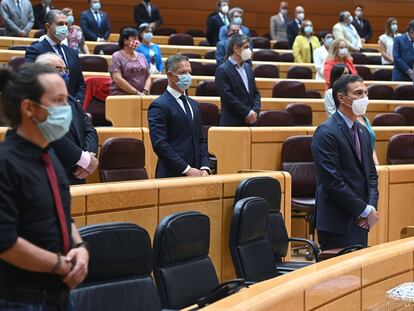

{"left": 272, "top": 41, "right": 290, "bottom": 49}
{"left": 80, "top": 55, "right": 108, "bottom": 72}
{"left": 278, "top": 52, "right": 294, "bottom": 62}
{"left": 153, "top": 27, "right": 177, "bottom": 36}
{"left": 203, "top": 63, "right": 217, "bottom": 76}
{"left": 367, "top": 55, "right": 381, "bottom": 65}
{"left": 394, "top": 85, "right": 414, "bottom": 100}
{"left": 230, "top": 197, "right": 278, "bottom": 282}
{"left": 182, "top": 52, "right": 202, "bottom": 59}
{"left": 189, "top": 61, "right": 205, "bottom": 75}
{"left": 387, "top": 134, "right": 414, "bottom": 165}
{"left": 93, "top": 44, "right": 120, "bottom": 55}
{"left": 234, "top": 177, "right": 319, "bottom": 274}
{"left": 286, "top": 66, "right": 313, "bottom": 79}
{"left": 395, "top": 106, "right": 414, "bottom": 125}
{"left": 372, "top": 112, "right": 406, "bottom": 126}
{"left": 71, "top": 223, "right": 161, "bottom": 311}
{"left": 286, "top": 103, "right": 312, "bottom": 125}
{"left": 251, "top": 37, "right": 271, "bottom": 49}
{"left": 350, "top": 52, "right": 369, "bottom": 64}
{"left": 372, "top": 69, "right": 392, "bottom": 81}
{"left": 168, "top": 33, "right": 194, "bottom": 45}
{"left": 150, "top": 77, "right": 168, "bottom": 95}
{"left": 252, "top": 50, "right": 279, "bottom": 62}
{"left": 367, "top": 84, "right": 394, "bottom": 100}
{"left": 272, "top": 81, "right": 307, "bottom": 98}
{"left": 99, "top": 137, "right": 148, "bottom": 182}
{"left": 355, "top": 65, "right": 372, "bottom": 80}
{"left": 204, "top": 50, "right": 216, "bottom": 59}
{"left": 253, "top": 64, "right": 279, "bottom": 78}
{"left": 153, "top": 212, "right": 247, "bottom": 309}
{"left": 195, "top": 81, "right": 219, "bottom": 96}
{"left": 186, "top": 29, "right": 205, "bottom": 37}
{"left": 256, "top": 110, "right": 295, "bottom": 126}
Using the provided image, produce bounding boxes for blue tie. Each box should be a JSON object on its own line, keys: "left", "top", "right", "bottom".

{"left": 16, "top": 0, "right": 22, "bottom": 15}
{"left": 55, "top": 45, "right": 68, "bottom": 67}
{"left": 179, "top": 94, "right": 193, "bottom": 124}
{"left": 95, "top": 12, "right": 101, "bottom": 28}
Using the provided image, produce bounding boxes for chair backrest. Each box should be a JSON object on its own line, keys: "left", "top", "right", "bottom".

{"left": 8, "top": 45, "right": 27, "bottom": 51}
{"left": 256, "top": 110, "right": 295, "bottom": 126}
{"left": 8, "top": 56, "right": 25, "bottom": 70}
{"left": 372, "top": 112, "right": 406, "bottom": 126}
{"left": 71, "top": 223, "right": 161, "bottom": 311}
{"left": 203, "top": 63, "right": 217, "bottom": 76}
{"left": 272, "top": 41, "right": 290, "bottom": 49}
{"left": 204, "top": 50, "right": 216, "bottom": 59}
{"left": 82, "top": 76, "right": 111, "bottom": 126}
{"left": 367, "top": 55, "right": 381, "bottom": 65}
{"left": 150, "top": 77, "right": 168, "bottom": 95}
{"left": 272, "top": 80, "right": 307, "bottom": 98}
{"left": 154, "top": 27, "right": 177, "bottom": 36}
{"left": 285, "top": 103, "right": 312, "bottom": 125}
{"left": 280, "top": 135, "right": 316, "bottom": 197}
{"left": 196, "top": 80, "right": 219, "bottom": 96}
{"left": 387, "top": 134, "right": 414, "bottom": 165}
{"left": 394, "top": 85, "right": 414, "bottom": 100}
{"left": 251, "top": 37, "right": 271, "bottom": 49}
{"left": 181, "top": 52, "right": 202, "bottom": 59}
{"left": 186, "top": 29, "right": 205, "bottom": 37}
{"left": 168, "top": 33, "right": 194, "bottom": 45}
{"left": 395, "top": 106, "right": 414, "bottom": 126}
{"left": 355, "top": 65, "right": 372, "bottom": 80}
{"left": 305, "top": 90, "right": 322, "bottom": 98}
{"left": 278, "top": 53, "right": 294, "bottom": 62}
{"left": 153, "top": 211, "right": 220, "bottom": 310}
{"left": 350, "top": 52, "right": 369, "bottom": 64}
{"left": 189, "top": 61, "right": 206, "bottom": 75}
{"left": 33, "top": 29, "right": 46, "bottom": 38}
{"left": 287, "top": 66, "right": 313, "bottom": 79}
{"left": 198, "top": 102, "right": 220, "bottom": 126}
{"left": 367, "top": 84, "right": 394, "bottom": 100}
{"left": 252, "top": 49, "right": 279, "bottom": 62}
{"left": 372, "top": 69, "right": 392, "bottom": 81}
{"left": 80, "top": 55, "right": 108, "bottom": 72}
{"left": 93, "top": 44, "right": 120, "bottom": 55}
{"left": 253, "top": 64, "right": 279, "bottom": 78}
{"left": 99, "top": 137, "right": 148, "bottom": 182}
{"left": 230, "top": 197, "right": 278, "bottom": 282}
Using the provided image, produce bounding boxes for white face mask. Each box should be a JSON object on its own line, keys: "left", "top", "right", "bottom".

{"left": 348, "top": 15, "right": 353, "bottom": 23}
{"left": 297, "top": 12, "right": 305, "bottom": 21}
{"left": 338, "top": 47, "right": 348, "bottom": 57}
{"left": 345, "top": 96, "right": 369, "bottom": 116}
{"left": 221, "top": 4, "right": 229, "bottom": 14}
{"left": 240, "top": 48, "right": 252, "bottom": 61}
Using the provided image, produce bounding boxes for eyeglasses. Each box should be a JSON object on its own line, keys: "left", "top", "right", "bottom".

{"left": 55, "top": 66, "right": 69, "bottom": 74}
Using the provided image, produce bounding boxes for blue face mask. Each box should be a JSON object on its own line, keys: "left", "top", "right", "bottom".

{"left": 66, "top": 15, "right": 74, "bottom": 24}
{"left": 233, "top": 16, "right": 242, "bottom": 25}
{"left": 60, "top": 72, "right": 69, "bottom": 86}
{"left": 304, "top": 25, "right": 313, "bottom": 34}
{"left": 54, "top": 25, "right": 68, "bottom": 41}
{"left": 34, "top": 105, "right": 72, "bottom": 143}
{"left": 91, "top": 2, "right": 101, "bottom": 11}
{"left": 173, "top": 73, "right": 192, "bottom": 91}
{"left": 143, "top": 32, "right": 153, "bottom": 42}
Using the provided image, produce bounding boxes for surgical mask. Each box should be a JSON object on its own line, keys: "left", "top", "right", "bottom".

{"left": 233, "top": 16, "right": 242, "bottom": 25}
{"left": 129, "top": 39, "right": 140, "bottom": 49}
{"left": 60, "top": 72, "right": 69, "bottom": 85}
{"left": 34, "top": 105, "right": 72, "bottom": 143}
{"left": 281, "top": 8, "right": 288, "bottom": 15}
{"left": 348, "top": 15, "right": 353, "bottom": 23}
{"left": 143, "top": 32, "right": 153, "bottom": 42}
{"left": 391, "top": 24, "right": 398, "bottom": 33}
{"left": 66, "top": 15, "right": 74, "bottom": 25}
{"left": 304, "top": 26, "right": 313, "bottom": 34}
{"left": 345, "top": 96, "right": 369, "bottom": 116}
{"left": 173, "top": 73, "right": 192, "bottom": 91}
{"left": 325, "top": 37, "right": 334, "bottom": 47}
{"left": 54, "top": 25, "right": 68, "bottom": 41}
{"left": 240, "top": 48, "right": 252, "bottom": 61}
{"left": 297, "top": 12, "right": 305, "bottom": 21}
{"left": 91, "top": 2, "right": 101, "bottom": 11}
{"left": 338, "top": 47, "right": 348, "bottom": 57}
{"left": 221, "top": 4, "right": 229, "bottom": 14}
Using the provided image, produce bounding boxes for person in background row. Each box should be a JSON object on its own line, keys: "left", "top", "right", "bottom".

{"left": 133, "top": 0, "right": 163, "bottom": 30}
{"left": 332, "top": 11, "right": 362, "bottom": 51}
{"left": 270, "top": 1, "right": 290, "bottom": 42}
{"left": 206, "top": 0, "right": 230, "bottom": 46}
{"left": 36, "top": 52, "right": 99, "bottom": 184}
{"left": 292, "top": 20, "right": 320, "bottom": 63}
{"left": 379, "top": 17, "right": 400, "bottom": 65}
{"left": 215, "top": 34, "right": 261, "bottom": 126}
{"left": 33, "top": 0, "right": 54, "bottom": 30}
{"left": 80, "top": 0, "right": 110, "bottom": 42}
{"left": 0, "top": 0, "right": 34, "bottom": 37}
{"left": 352, "top": 5, "right": 372, "bottom": 43}
{"left": 148, "top": 54, "right": 210, "bottom": 178}
{"left": 287, "top": 6, "right": 305, "bottom": 47}
{"left": 0, "top": 63, "right": 89, "bottom": 310}
{"left": 216, "top": 23, "right": 240, "bottom": 66}
{"left": 218, "top": 7, "right": 250, "bottom": 42}
{"left": 313, "top": 31, "right": 333, "bottom": 80}
{"left": 110, "top": 27, "right": 151, "bottom": 95}
{"left": 62, "top": 7, "right": 89, "bottom": 54}
{"left": 323, "top": 38, "right": 357, "bottom": 88}
{"left": 136, "top": 22, "right": 163, "bottom": 74}
{"left": 392, "top": 20, "right": 414, "bottom": 81}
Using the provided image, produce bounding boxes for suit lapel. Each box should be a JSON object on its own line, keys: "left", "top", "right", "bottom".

{"left": 227, "top": 61, "right": 249, "bottom": 95}
{"left": 166, "top": 92, "right": 192, "bottom": 131}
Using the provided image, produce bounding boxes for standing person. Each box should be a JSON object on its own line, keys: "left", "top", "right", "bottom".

{"left": 136, "top": 22, "right": 163, "bottom": 74}
{"left": 287, "top": 6, "right": 305, "bottom": 47}
{"left": 270, "top": 1, "right": 290, "bottom": 42}
{"left": 0, "top": 0, "right": 34, "bottom": 36}
{"left": 313, "top": 31, "right": 334, "bottom": 80}
{"left": 332, "top": 11, "right": 362, "bottom": 51}
{"left": 392, "top": 20, "right": 414, "bottom": 81}
{"left": 215, "top": 34, "right": 261, "bottom": 126}
{"left": 133, "top": 0, "right": 163, "bottom": 30}
{"left": 312, "top": 74, "right": 379, "bottom": 251}
{"left": 378, "top": 17, "right": 400, "bottom": 65}
{"left": 218, "top": 7, "right": 250, "bottom": 42}
{"left": 206, "top": 0, "right": 230, "bottom": 46}
{"left": 148, "top": 54, "right": 210, "bottom": 178}
{"left": 62, "top": 7, "right": 89, "bottom": 54}
{"left": 25, "top": 10, "right": 86, "bottom": 104}
{"left": 32, "top": 0, "right": 53, "bottom": 29}
{"left": 80, "top": 0, "right": 111, "bottom": 42}
{"left": 35, "top": 53, "right": 99, "bottom": 185}
{"left": 216, "top": 23, "right": 240, "bottom": 66}
{"left": 352, "top": 5, "right": 372, "bottom": 43}
{"left": 0, "top": 63, "right": 89, "bottom": 310}
{"left": 292, "top": 19, "right": 320, "bottom": 63}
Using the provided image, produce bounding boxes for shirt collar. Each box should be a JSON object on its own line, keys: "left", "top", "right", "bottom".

{"left": 167, "top": 85, "right": 184, "bottom": 99}
{"left": 6, "top": 130, "right": 49, "bottom": 157}
{"left": 407, "top": 33, "right": 413, "bottom": 42}
{"left": 45, "top": 35, "right": 59, "bottom": 47}
{"left": 229, "top": 56, "right": 244, "bottom": 68}
{"left": 90, "top": 8, "right": 99, "bottom": 14}
{"left": 337, "top": 109, "right": 355, "bottom": 129}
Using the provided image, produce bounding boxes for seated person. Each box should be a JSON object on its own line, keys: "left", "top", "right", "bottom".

{"left": 110, "top": 27, "right": 151, "bottom": 95}
{"left": 136, "top": 22, "right": 163, "bottom": 74}
{"left": 218, "top": 7, "right": 250, "bottom": 42}
{"left": 292, "top": 19, "right": 320, "bottom": 63}
{"left": 62, "top": 7, "right": 89, "bottom": 54}
{"left": 216, "top": 23, "right": 240, "bottom": 66}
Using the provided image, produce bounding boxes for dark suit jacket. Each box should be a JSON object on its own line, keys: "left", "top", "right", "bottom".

{"left": 287, "top": 19, "right": 300, "bottom": 47}
{"left": 392, "top": 34, "right": 414, "bottom": 81}
{"left": 215, "top": 59, "right": 261, "bottom": 126}
{"left": 133, "top": 3, "right": 163, "bottom": 28}
{"left": 352, "top": 17, "right": 372, "bottom": 42}
{"left": 311, "top": 112, "right": 379, "bottom": 236}
{"left": 148, "top": 91, "right": 209, "bottom": 178}
{"left": 206, "top": 12, "right": 226, "bottom": 46}
{"left": 50, "top": 95, "right": 98, "bottom": 185}
{"left": 25, "top": 38, "right": 86, "bottom": 103}
{"left": 80, "top": 10, "right": 111, "bottom": 41}
{"left": 32, "top": 3, "right": 52, "bottom": 29}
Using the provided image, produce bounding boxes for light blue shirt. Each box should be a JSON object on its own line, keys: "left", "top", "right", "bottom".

{"left": 228, "top": 56, "right": 249, "bottom": 94}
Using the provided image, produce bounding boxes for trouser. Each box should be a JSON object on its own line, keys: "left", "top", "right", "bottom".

{"left": 317, "top": 222, "right": 368, "bottom": 251}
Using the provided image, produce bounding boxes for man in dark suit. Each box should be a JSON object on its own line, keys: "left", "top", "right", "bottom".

{"left": 287, "top": 5, "right": 305, "bottom": 47}
{"left": 215, "top": 34, "right": 260, "bottom": 126}
{"left": 206, "top": 0, "right": 230, "bottom": 46}
{"left": 35, "top": 52, "right": 99, "bottom": 184}
{"left": 311, "top": 75, "right": 379, "bottom": 251}
{"left": 32, "top": 0, "right": 53, "bottom": 29}
{"left": 352, "top": 5, "right": 372, "bottom": 43}
{"left": 25, "top": 10, "right": 86, "bottom": 104}
{"left": 393, "top": 20, "right": 414, "bottom": 81}
{"left": 80, "top": 0, "right": 111, "bottom": 41}
{"left": 148, "top": 54, "right": 210, "bottom": 178}
{"left": 133, "top": 0, "right": 163, "bottom": 30}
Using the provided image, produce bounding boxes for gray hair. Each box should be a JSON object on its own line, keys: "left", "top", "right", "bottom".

{"left": 44, "top": 9, "right": 65, "bottom": 25}
{"left": 229, "top": 7, "right": 243, "bottom": 18}
{"left": 165, "top": 54, "right": 189, "bottom": 73}
{"left": 35, "top": 52, "right": 64, "bottom": 66}
{"left": 227, "top": 33, "right": 249, "bottom": 56}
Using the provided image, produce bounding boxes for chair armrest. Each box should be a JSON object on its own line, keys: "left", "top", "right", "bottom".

{"left": 289, "top": 237, "right": 320, "bottom": 262}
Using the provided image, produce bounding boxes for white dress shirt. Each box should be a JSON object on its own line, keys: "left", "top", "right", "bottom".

{"left": 313, "top": 45, "right": 328, "bottom": 80}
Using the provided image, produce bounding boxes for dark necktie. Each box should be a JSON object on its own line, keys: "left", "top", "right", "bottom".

{"left": 55, "top": 45, "right": 68, "bottom": 67}
{"left": 95, "top": 11, "right": 101, "bottom": 28}
{"left": 351, "top": 122, "right": 362, "bottom": 162}
{"left": 179, "top": 94, "right": 193, "bottom": 124}
{"left": 309, "top": 42, "right": 313, "bottom": 62}
{"left": 16, "top": 0, "right": 22, "bottom": 16}
{"left": 41, "top": 153, "right": 71, "bottom": 254}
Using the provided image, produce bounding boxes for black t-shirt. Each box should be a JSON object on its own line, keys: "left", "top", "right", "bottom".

{"left": 0, "top": 132, "right": 72, "bottom": 290}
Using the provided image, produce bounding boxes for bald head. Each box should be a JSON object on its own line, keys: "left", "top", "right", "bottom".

{"left": 35, "top": 52, "right": 65, "bottom": 68}
{"left": 295, "top": 6, "right": 305, "bottom": 20}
